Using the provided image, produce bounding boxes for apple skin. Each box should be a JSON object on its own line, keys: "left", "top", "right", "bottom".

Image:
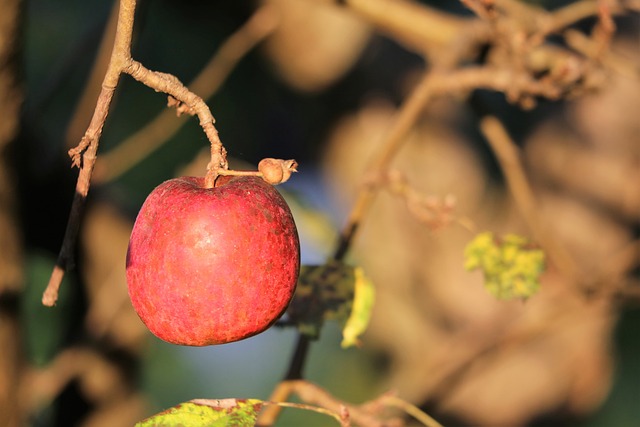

{"left": 126, "top": 175, "right": 300, "bottom": 346}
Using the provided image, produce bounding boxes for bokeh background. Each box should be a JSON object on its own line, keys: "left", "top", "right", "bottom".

{"left": 1, "top": 0, "right": 638, "bottom": 426}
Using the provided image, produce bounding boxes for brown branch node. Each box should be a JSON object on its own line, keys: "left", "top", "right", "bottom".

{"left": 167, "top": 95, "right": 196, "bottom": 116}
{"left": 384, "top": 169, "right": 456, "bottom": 230}
{"left": 68, "top": 135, "right": 93, "bottom": 168}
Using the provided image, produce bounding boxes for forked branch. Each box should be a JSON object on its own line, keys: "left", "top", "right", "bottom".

{"left": 43, "top": 0, "right": 227, "bottom": 306}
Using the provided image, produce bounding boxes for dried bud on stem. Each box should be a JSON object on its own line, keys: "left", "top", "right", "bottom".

{"left": 258, "top": 158, "right": 298, "bottom": 185}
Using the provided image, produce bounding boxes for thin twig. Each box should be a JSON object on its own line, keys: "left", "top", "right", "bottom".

{"left": 257, "top": 380, "right": 295, "bottom": 426}
{"left": 543, "top": 0, "right": 626, "bottom": 35}
{"left": 258, "top": 379, "right": 405, "bottom": 427}
{"left": 120, "top": 59, "right": 226, "bottom": 188}
{"left": 383, "top": 169, "right": 456, "bottom": 230}
{"left": 460, "top": 0, "right": 497, "bottom": 20}
{"left": 267, "top": 401, "right": 349, "bottom": 427}
{"left": 43, "top": 0, "right": 137, "bottom": 306}
{"left": 94, "top": 5, "right": 279, "bottom": 183}
{"left": 564, "top": 28, "right": 640, "bottom": 79}
{"left": 591, "top": 0, "right": 617, "bottom": 58}
{"left": 333, "top": 70, "right": 438, "bottom": 260}
{"left": 382, "top": 395, "right": 444, "bottom": 427}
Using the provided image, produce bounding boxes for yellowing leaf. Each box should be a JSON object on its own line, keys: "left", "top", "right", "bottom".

{"left": 135, "top": 398, "right": 263, "bottom": 427}
{"left": 287, "top": 261, "right": 355, "bottom": 339}
{"left": 464, "top": 232, "right": 545, "bottom": 300}
{"left": 341, "top": 267, "right": 375, "bottom": 348}
{"left": 288, "top": 261, "right": 375, "bottom": 346}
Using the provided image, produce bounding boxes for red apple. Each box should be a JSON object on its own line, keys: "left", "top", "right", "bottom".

{"left": 126, "top": 175, "right": 300, "bottom": 346}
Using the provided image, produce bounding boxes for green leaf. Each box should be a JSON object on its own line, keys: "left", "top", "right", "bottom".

{"left": 288, "top": 260, "right": 376, "bottom": 343}
{"left": 136, "top": 399, "right": 263, "bottom": 427}
{"left": 341, "top": 267, "right": 375, "bottom": 348}
{"left": 464, "top": 232, "right": 545, "bottom": 300}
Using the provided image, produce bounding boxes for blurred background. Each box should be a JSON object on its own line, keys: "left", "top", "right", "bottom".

{"left": 1, "top": 0, "right": 638, "bottom": 426}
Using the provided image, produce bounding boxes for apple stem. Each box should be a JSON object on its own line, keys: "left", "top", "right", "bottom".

{"left": 206, "top": 158, "right": 298, "bottom": 187}
{"left": 203, "top": 120, "right": 229, "bottom": 188}
{"left": 217, "top": 169, "right": 262, "bottom": 177}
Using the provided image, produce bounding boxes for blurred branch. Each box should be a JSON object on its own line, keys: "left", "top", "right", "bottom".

{"left": 18, "top": 347, "right": 146, "bottom": 424}
{"left": 339, "top": 0, "right": 632, "bottom": 65}
{"left": 0, "top": 306, "right": 21, "bottom": 427}
{"left": 333, "top": 70, "right": 438, "bottom": 261}
{"left": 564, "top": 28, "right": 640, "bottom": 78}
{"left": 478, "top": 115, "right": 583, "bottom": 283}
{"left": 333, "top": 63, "right": 574, "bottom": 262}
{"left": 0, "top": 14, "right": 26, "bottom": 419}
{"left": 269, "top": 71, "right": 449, "bottom": 418}
{"left": 0, "top": 22, "right": 23, "bottom": 427}
{"left": 257, "top": 380, "right": 294, "bottom": 426}
{"left": 94, "top": 5, "right": 279, "bottom": 183}
{"left": 0, "top": 0, "right": 24, "bottom": 295}
{"left": 383, "top": 169, "right": 456, "bottom": 231}
{"left": 382, "top": 395, "right": 444, "bottom": 427}
{"left": 275, "top": 0, "right": 628, "bottom": 409}
{"left": 259, "top": 380, "right": 419, "bottom": 427}
{"left": 591, "top": 0, "right": 617, "bottom": 57}
{"left": 339, "top": 0, "right": 472, "bottom": 54}
{"left": 268, "top": 400, "right": 349, "bottom": 427}
{"left": 273, "top": 1, "right": 636, "bottom": 425}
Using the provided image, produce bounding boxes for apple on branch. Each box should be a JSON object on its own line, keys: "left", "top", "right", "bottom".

{"left": 126, "top": 170, "right": 300, "bottom": 346}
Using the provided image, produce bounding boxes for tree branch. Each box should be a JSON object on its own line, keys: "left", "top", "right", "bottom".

{"left": 42, "top": 0, "right": 136, "bottom": 307}
{"left": 93, "top": 5, "right": 278, "bottom": 184}
{"left": 43, "top": 0, "right": 231, "bottom": 305}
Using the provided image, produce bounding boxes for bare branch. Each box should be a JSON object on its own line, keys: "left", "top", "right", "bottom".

{"left": 258, "top": 380, "right": 406, "bottom": 427}
{"left": 120, "top": 59, "right": 227, "bottom": 188}
{"left": 43, "top": 0, "right": 231, "bottom": 305}
{"left": 341, "top": 0, "right": 470, "bottom": 54}
{"left": 94, "top": 5, "right": 278, "bottom": 184}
